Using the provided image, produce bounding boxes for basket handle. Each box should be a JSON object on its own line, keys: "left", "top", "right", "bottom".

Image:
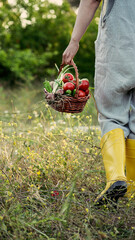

{"left": 58, "top": 60, "right": 79, "bottom": 98}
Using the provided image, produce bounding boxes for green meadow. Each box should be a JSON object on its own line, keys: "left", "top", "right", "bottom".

{"left": 0, "top": 0, "right": 135, "bottom": 239}
{"left": 0, "top": 87, "right": 135, "bottom": 240}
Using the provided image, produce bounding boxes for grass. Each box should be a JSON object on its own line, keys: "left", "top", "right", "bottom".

{"left": 0, "top": 86, "right": 135, "bottom": 240}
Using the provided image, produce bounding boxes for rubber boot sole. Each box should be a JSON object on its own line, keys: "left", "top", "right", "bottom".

{"left": 95, "top": 181, "right": 127, "bottom": 207}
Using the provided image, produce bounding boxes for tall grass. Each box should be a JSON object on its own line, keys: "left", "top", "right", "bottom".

{"left": 0, "top": 87, "right": 135, "bottom": 240}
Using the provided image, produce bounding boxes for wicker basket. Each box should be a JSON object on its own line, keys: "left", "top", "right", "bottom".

{"left": 44, "top": 60, "right": 90, "bottom": 113}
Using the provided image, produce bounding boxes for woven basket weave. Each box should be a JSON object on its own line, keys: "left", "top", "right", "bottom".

{"left": 44, "top": 60, "right": 90, "bottom": 113}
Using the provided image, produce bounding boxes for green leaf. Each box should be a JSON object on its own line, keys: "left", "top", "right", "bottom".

{"left": 1, "top": 223, "right": 7, "bottom": 232}
{"left": 59, "top": 176, "right": 77, "bottom": 220}
{"left": 55, "top": 63, "right": 59, "bottom": 72}
{"left": 72, "top": 89, "right": 76, "bottom": 96}
{"left": 65, "top": 90, "right": 72, "bottom": 96}
{"left": 43, "top": 81, "right": 52, "bottom": 93}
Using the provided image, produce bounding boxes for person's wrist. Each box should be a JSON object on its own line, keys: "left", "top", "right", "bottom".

{"left": 70, "top": 37, "right": 79, "bottom": 45}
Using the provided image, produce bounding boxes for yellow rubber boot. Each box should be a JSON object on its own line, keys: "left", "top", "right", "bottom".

{"left": 95, "top": 128, "right": 127, "bottom": 206}
{"left": 126, "top": 139, "right": 135, "bottom": 198}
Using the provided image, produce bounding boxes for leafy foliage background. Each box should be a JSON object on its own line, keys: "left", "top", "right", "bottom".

{"left": 68, "top": 0, "right": 80, "bottom": 7}
{"left": 0, "top": 0, "right": 100, "bottom": 87}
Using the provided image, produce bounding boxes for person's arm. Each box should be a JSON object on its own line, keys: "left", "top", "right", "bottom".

{"left": 62, "top": 0, "right": 101, "bottom": 64}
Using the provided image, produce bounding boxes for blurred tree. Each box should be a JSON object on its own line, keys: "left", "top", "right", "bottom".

{"left": 67, "top": 0, "right": 80, "bottom": 7}
{"left": 0, "top": 0, "right": 100, "bottom": 87}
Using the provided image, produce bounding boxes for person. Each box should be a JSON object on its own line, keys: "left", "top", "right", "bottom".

{"left": 62, "top": 0, "right": 135, "bottom": 206}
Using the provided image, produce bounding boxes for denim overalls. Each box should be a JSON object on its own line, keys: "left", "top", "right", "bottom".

{"left": 94, "top": 0, "right": 135, "bottom": 139}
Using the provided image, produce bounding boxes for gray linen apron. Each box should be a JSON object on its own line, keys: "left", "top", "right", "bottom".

{"left": 94, "top": 0, "right": 135, "bottom": 139}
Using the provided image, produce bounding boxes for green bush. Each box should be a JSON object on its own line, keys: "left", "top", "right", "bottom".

{"left": 0, "top": 48, "right": 56, "bottom": 86}
{"left": 0, "top": 0, "right": 99, "bottom": 87}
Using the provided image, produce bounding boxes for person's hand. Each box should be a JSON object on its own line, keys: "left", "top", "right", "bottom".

{"left": 62, "top": 39, "right": 79, "bottom": 65}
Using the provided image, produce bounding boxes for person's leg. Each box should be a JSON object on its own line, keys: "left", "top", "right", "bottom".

{"left": 94, "top": 0, "right": 135, "bottom": 205}
{"left": 95, "top": 128, "right": 127, "bottom": 206}
{"left": 128, "top": 89, "right": 135, "bottom": 139}
{"left": 94, "top": 64, "right": 132, "bottom": 205}
{"left": 126, "top": 139, "right": 135, "bottom": 198}
{"left": 126, "top": 89, "right": 135, "bottom": 197}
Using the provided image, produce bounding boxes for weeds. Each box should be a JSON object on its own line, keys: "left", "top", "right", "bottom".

{"left": 0, "top": 87, "right": 135, "bottom": 239}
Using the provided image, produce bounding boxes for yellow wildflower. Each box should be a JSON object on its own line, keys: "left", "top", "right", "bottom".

{"left": 28, "top": 115, "right": 32, "bottom": 120}
{"left": 85, "top": 208, "right": 89, "bottom": 213}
